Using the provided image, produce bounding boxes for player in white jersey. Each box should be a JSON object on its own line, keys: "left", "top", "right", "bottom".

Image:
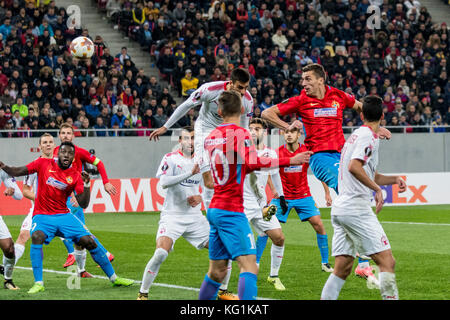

{"left": 0, "top": 156, "right": 23, "bottom": 290}
{"left": 243, "top": 118, "right": 288, "bottom": 291}
{"left": 149, "top": 68, "right": 267, "bottom": 213}
{"left": 321, "top": 96, "right": 406, "bottom": 300}
{"left": 138, "top": 126, "right": 236, "bottom": 300}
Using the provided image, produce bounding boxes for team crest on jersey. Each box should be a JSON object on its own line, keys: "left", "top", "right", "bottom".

{"left": 66, "top": 176, "right": 73, "bottom": 184}
{"left": 331, "top": 100, "right": 340, "bottom": 109}
{"left": 192, "top": 90, "right": 203, "bottom": 102}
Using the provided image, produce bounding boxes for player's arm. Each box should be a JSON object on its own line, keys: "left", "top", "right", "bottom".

{"left": 374, "top": 172, "right": 406, "bottom": 191}
{"left": 74, "top": 172, "right": 91, "bottom": 209}
{"left": 0, "top": 162, "right": 29, "bottom": 177}
{"left": 79, "top": 148, "right": 116, "bottom": 196}
{"left": 2, "top": 174, "right": 23, "bottom": 200}
{"left": 262, "top": 98, "right": 303, "bottom": 132}
{"left": 22, "top": 185, "right": 35, "bottom": 201}
{"left": 321, "top": 181, "right": 332, "bottom": 207}
{"left": 348, "top": 159, "right": 383, "bottom": 214}
{"left": 149, "top": 86, "right": 204, "bottom": 141}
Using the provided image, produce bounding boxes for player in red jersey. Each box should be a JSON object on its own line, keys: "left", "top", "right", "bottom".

{"left": 198, "top": 91, "right": 311, "bottom": 300}
{"left": 262, "top": 63, "right": 391, "bottom": 283}
{"left": 0, "top": 142, "right": 134, "bottom": 294}
{"left": 56, "top": 123, "right": 115, "bottom": 277}
{"left": 270, "top": 126, "right": 333, "bottom": 272}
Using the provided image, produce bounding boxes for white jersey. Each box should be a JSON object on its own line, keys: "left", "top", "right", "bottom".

{"left": 24, "top": 172, "right": 38, "bottom": 209}
{"left": 156, "top": 150, "right": 203, "bottom": 216}
{"left": 332, "top": 126, "right": 380, "bottom": 215}
{"left": 0, "top": 169, "right": 22, "bottom": 201}
{"left": 243, "top": 147, "right": 278, "bottom": 209}
{"left": 164, "top": 81, "right": 254, "bottom": 130}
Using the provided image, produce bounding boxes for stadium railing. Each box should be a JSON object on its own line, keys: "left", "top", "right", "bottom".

{"left": 0, "top": 126, "right": 450, "bottom": 137}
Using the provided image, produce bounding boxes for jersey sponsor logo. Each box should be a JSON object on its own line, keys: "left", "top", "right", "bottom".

{"left": 180, "top": 178, "right": 201, "bottom": 187}
{"left": 46, "top": 176, "right": 69, "bottom": 190}
{"left": 284, "top": 165, "right": 303, "bottom": 172}
{"left": 204, "top": 137, "right": 227, "bottom": 146}
{"left": 313, "top": 108, "right": 337, "bottom": 117}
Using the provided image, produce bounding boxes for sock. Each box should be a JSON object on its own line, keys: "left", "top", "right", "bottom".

{"left": 3, "top": 256, "right": 15, "bottom": 280}
{"left": 358, "top": 257, "right": 370, "bottom": 269}
{"left": 89, "top": 246, "right": 115, "bottom": 279}
{"left": 256, "top": 235, "right": 269, "bottom": 264}
{"left": 61, "top": 237, "right": 75, "bottom": 255}
{"left": 199, "top": 274, "right": 221, "bottom": 300}
{"left": 379, "top": 272, "right": 399, "bottom": 300}
{"left": 202, "top": 187, "right": 214, "bottom": 210}
{"left": 270, "top": 244, "right": 284, "bottom": 277}
{"left": 14, "top": 243, "right": 25, "bottom": 263}
{"left": 238, "top": 272, "right": 258, "bottom": 300}
{"left": 321, "top": 273, "right": 346, "bottom": 300}
{"left": 140, "top": 248, "right": 168, "bottom": 293}
{"left": 30, "top": 244, "right": 44, "bottom": 283}
{"left": 74, "top": 249, "right": 87, "bottom": 273}
{"left": 316, "top": 233, "right": 329, "bottom": 264}
{"left": 219, "top": 260, "right": 232, "bottom": 291}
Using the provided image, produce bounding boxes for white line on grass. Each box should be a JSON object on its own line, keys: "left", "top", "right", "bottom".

{"left": 13, "top": 266, "right": 275, "bottom": 300}
{"left": 322, "top": 219, "right": 450, "bottom": 227}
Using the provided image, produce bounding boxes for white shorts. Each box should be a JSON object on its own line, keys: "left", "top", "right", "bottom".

{"left": 331, "top": 212, "right": 391, "bottom": 258}
{"left": 0, "top": 216, "right": 12, "bottom": 240}
{"left": 156, "top": 213, "right": 210, "bottom": 251}
{"left": 194, "top": 122, "right": 214, "bottom": 174}
{"left": 245, "top": 207, "right": 281, "bottom": 236}
{"left": 20, "top": 209, "right": 34, "bottom": 232}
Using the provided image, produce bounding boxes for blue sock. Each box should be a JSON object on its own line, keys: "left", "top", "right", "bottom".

{"left": 256, "top": 235, "right": 269, "bottom": 264}
{"left": 238, "top": 272, "right": 258, "bottom": 300}
{"left": 198, "top": 274, "right": 221, "bottom": 300}
{"left": 30, "top": 244, "right": 44, "bottom": 283}
{"left": 61, "top": 238, "right": 75, "bottom": 254}
{"left": 316, "top": 233, "right": 329, "bottom": 264}
{"left": 89, "top": 245, "right": 115, "bottom": 278}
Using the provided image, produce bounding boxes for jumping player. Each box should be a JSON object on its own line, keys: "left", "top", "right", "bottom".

{"left": 198, "top": 91, "right": 311, "bottom": 300}
{"left": 321, "top": 96, "right": 405, "bottom": 300}
{"left": 262, "top": 63, "right": 391, "bottom": 284}
{"left": 0, "top": 142, "right": 134, "bottom": 294}
{"left": 56, "top": 123, "right": 115, "bottom": 277}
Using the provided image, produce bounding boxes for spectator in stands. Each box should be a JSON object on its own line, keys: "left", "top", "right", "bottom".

{"left": 111, "top": 107, "right": 126, "bottom": 128}
{"left": 128, "top": 107, "right": 142, "bottom": 127}
{"left": 142, "top": 108, "right": 154, "bottom": 129}
{"left": 153, "top": 106, "right": 168, "bottom": 129}
{"left": 181, "top": 69, "right": 198, "bottom": 98}
{"left": 11, "top": 97, "right": 28, "bottom": 118}
{"left": 112, "top": 98, "right": 130, "bottom": 117}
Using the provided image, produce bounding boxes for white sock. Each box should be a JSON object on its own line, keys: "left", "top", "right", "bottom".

{"left": 140, "top": 248, "right": 168, "bottom": 293}
{"left": 359, "top": 261, "right": 370, "bottom": 269}
{"left": 109, "top": 273, "right": 117, "bottom": 282}
{"left": 14, "top": 243, "right": 25, "bottom": 264}
{"left": 270, "top": 244, "right": 284, "bottom": 277}
{"left": 74, "top": 249, "right": 87, "bottom": 273}
{"left": 321, "top": 273, "right": 346, "bottom": 300}
{"left": 3, "top": 256, "right": 15, "bottom": 280}
{"left": 106, "top": 252, "right": 111, "bottom": 258}
{"left": 379, "top": 272, "right": 399, "bottom": 300}
{"left": 219, "top": 260, "right": 232, "bottom": 291}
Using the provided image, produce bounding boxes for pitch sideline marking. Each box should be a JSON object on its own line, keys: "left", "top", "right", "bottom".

{"left": 13, "top": 266, "right": 275, "bottom": 300}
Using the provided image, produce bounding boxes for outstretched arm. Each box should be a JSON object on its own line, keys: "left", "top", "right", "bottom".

{"left": 0, "top": 162, "right": 29, "bottom": 177}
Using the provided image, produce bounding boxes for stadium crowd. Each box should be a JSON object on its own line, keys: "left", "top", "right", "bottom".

{"left": 0, "top": 0, "right": 449, "bottom": 138}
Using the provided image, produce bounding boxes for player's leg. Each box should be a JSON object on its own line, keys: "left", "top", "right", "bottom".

{"left": 235, "top": 254, "right": 258, "bottom": 300}
{"left": 60, "top": 237, "right": 76, "bottom": 268}
{"left": 370, "top": 249, "right": 398, "bottom": 300}
{"left": 295, "top": 197, "right": 333, "bottom": 272}
{"left": 199, "top": 259, "right": 229, "bottom": 300}
{"left": 28, "top": 230, "right": 47, "bottom": 293}
{"left": 138, "top": 236, "right": 171, "bottom": 299}
{"left": 12, "top": 211, "right": 33, "bottom": 266}
{"left": 321, "top": 255, "right": 354, "bottom": 300}
{"left": 265, "top": 228, "right": 286, "bottom": 290}
{"left": 0, "top": 237, "right": 17, "bottom": 290}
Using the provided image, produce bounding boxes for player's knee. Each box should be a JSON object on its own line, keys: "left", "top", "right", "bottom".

{"left": 3, "top": 242, "right": 14, "bottom": 259}
{"left": 272, "top": 232, "right": 285, "bottom": 246}
{"left": 78, "top": 236, "right": 97, "bottom": 251}
{"left": 31, "top": 231, "right": 46, "bottom": 244}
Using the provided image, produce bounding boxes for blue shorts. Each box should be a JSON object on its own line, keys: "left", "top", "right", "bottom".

{"left": 309, "top": 152, "right": 341, "bottom": 193}
{"left": 30, "top": 213, "right": 91, "bottom": 245}
{"left": 206, "top": 208, "right": 256, "bottom": 260}
{"left": 67, "top": 196, "right": 85, "bottom": 224}
{"left": 271, "top": 196, "right": 320, "bottom": 223}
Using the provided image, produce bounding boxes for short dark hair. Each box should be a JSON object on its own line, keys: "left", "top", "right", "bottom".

{"left": 230, "top": 68, "right": 250, "bottom": 84}
{"left": 179, "top": 125, "right": 194, "bottom": 138}
{"left": 218, "top": 90, "right": 242, "bottom": 118}
{"left": 362, "top": 95, "right": 383, "bottom": 122}
{"left": 302, "top": 63, "right": 326, "bottom": 81}
{"left": 250, "top": 117, "right": 267, "bottom": 129}
{"left": 59, "top": 141, "right": 75, "bottom": 151}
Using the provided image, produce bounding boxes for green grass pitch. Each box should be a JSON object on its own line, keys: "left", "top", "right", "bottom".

{"left": 0, "top": 205, "right": 449, "bottom": 300}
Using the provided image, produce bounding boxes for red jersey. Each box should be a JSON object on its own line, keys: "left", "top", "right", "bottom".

{"left": 277, "top": 144, "right": 311, "bottom": 200}
{"left": 26, "top": 158, "right": 84, "bottom": 216}
{"left": 53, "top": 145, "right": 109, "bottom": 184}
{"left": 277, "top": 86, "right": 356, "bottom": 153}
{"left": 205, "top": 123, "right": 290, "bottom": 213}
